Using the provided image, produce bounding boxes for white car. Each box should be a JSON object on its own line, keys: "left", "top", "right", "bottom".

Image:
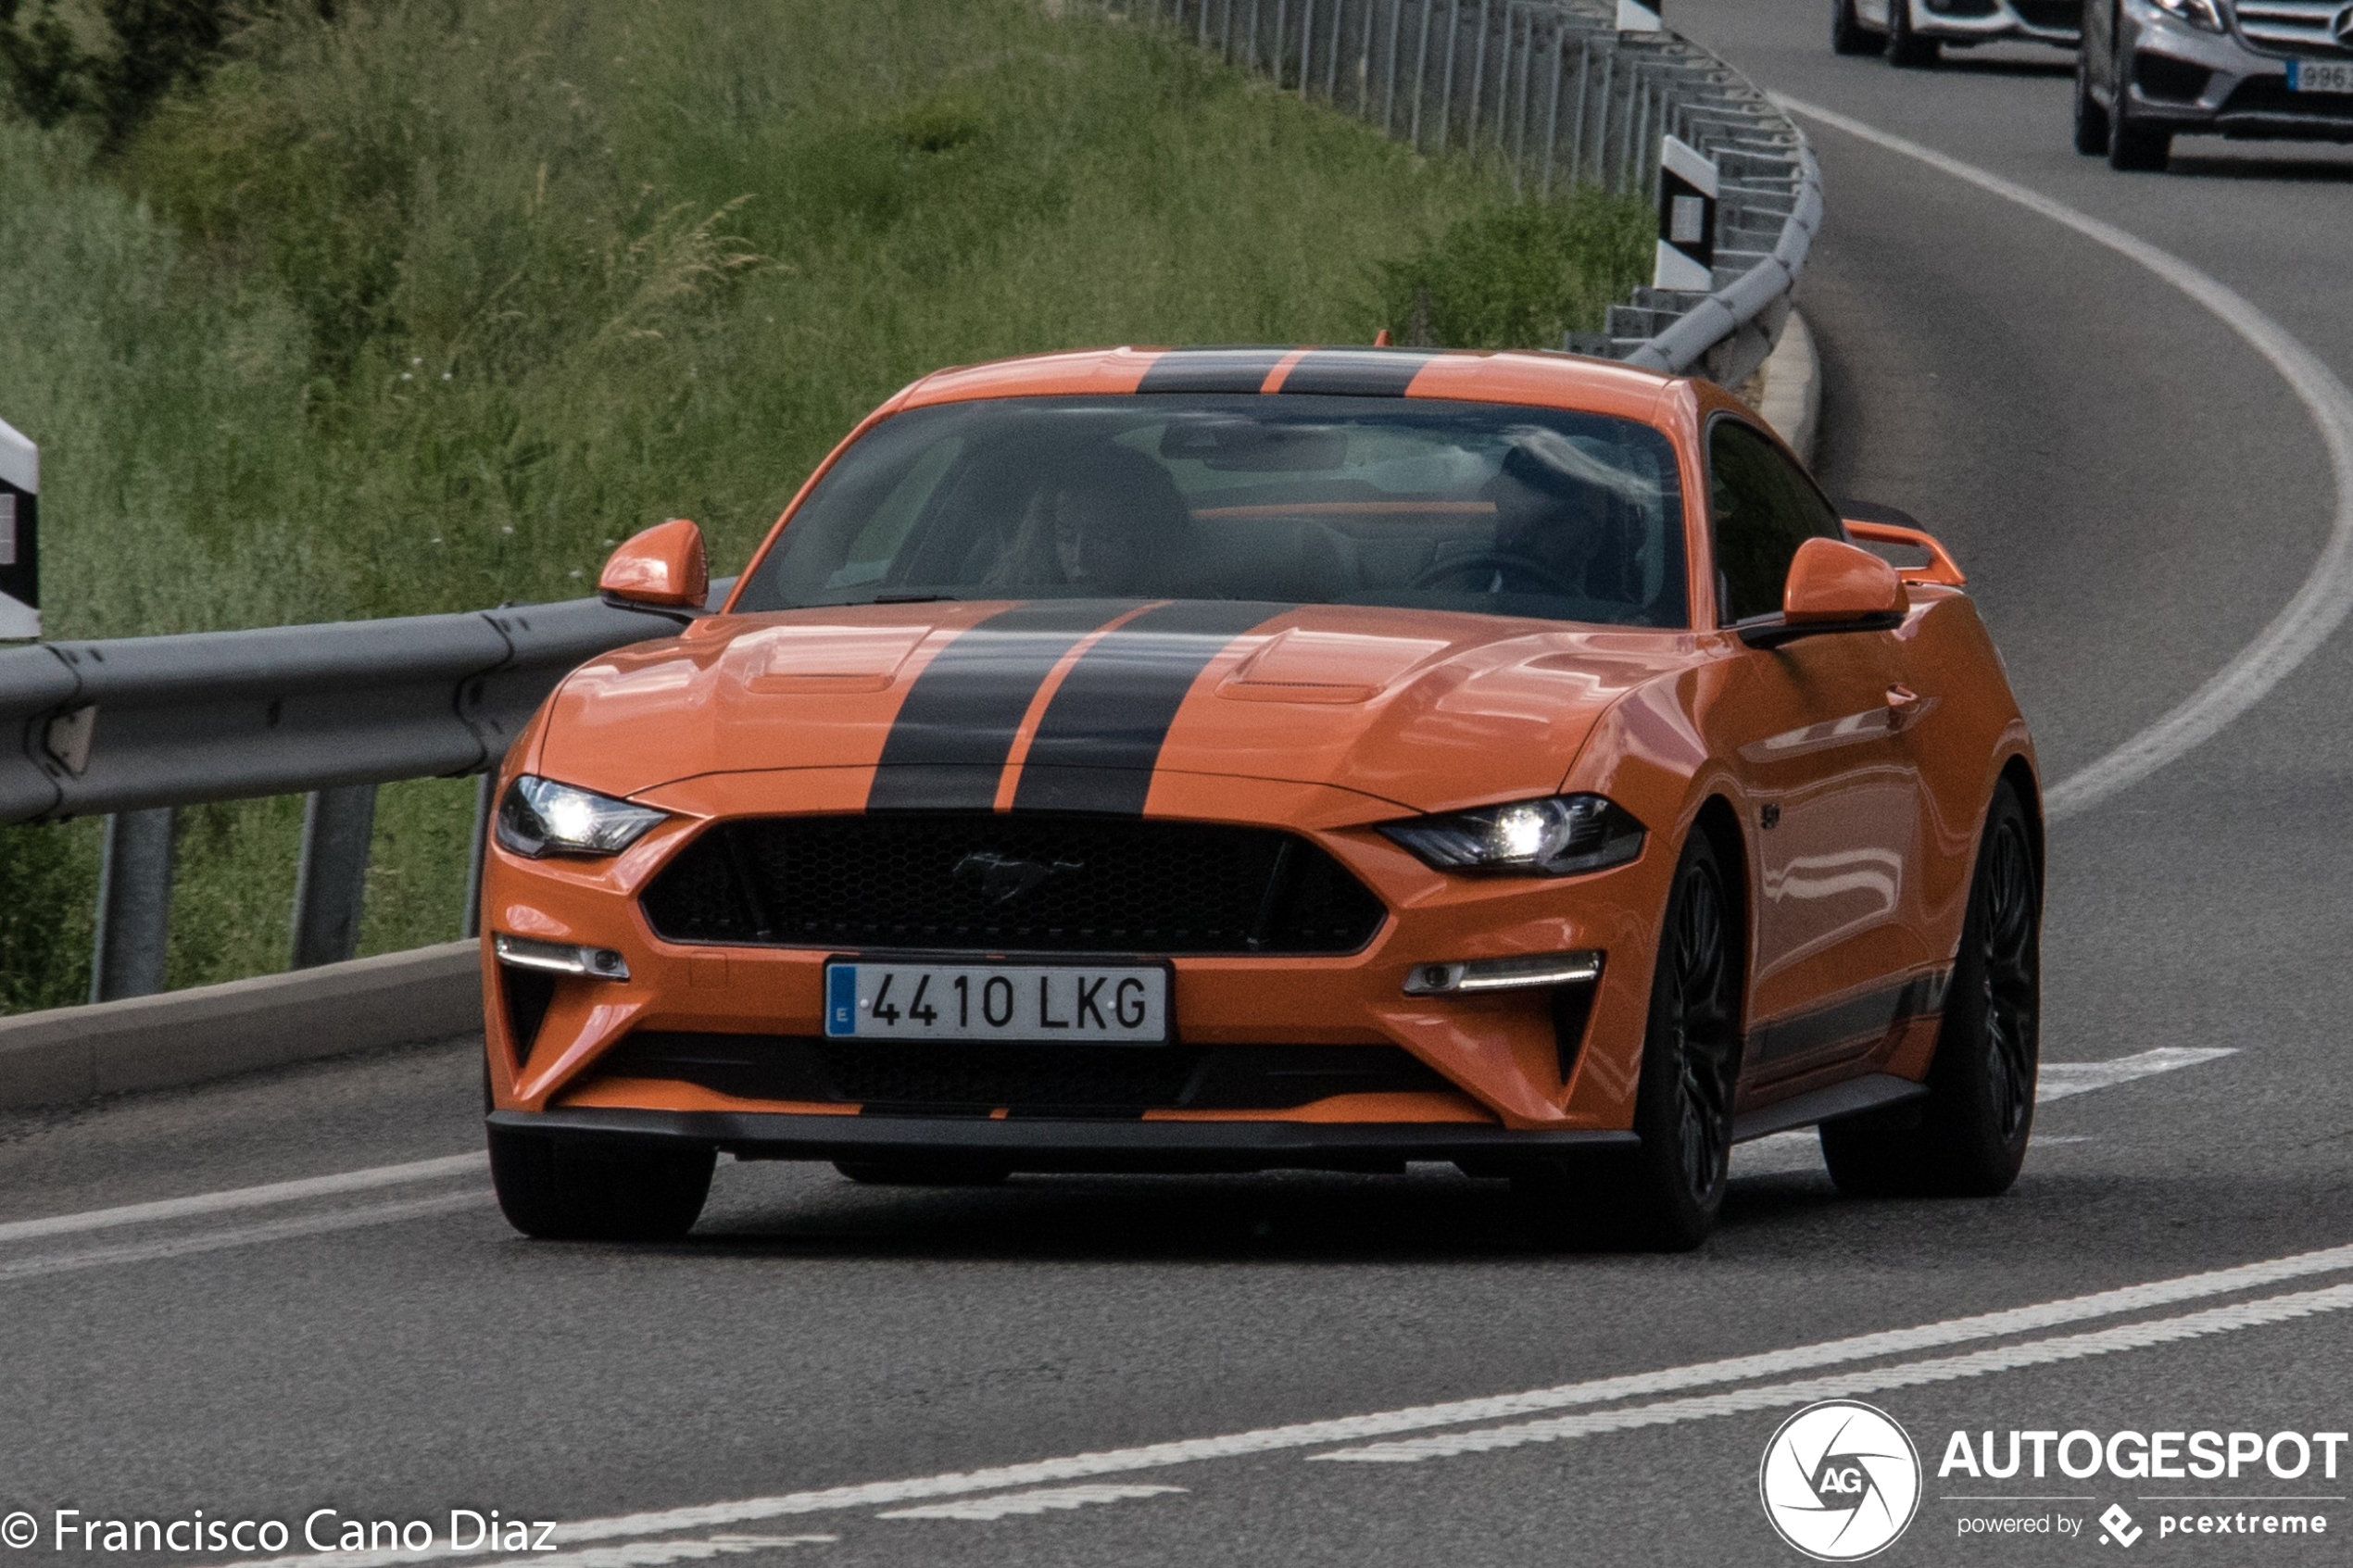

{"left": 1834, "top": 0, "right": 2084, "bottom": 65}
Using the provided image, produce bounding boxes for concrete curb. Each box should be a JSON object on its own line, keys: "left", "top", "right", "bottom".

{"left": 0, "top": 940, "right": 481, "bottom": 1110}
{"left": 1756, "top": 310, "right": 1822, "bottom": 470}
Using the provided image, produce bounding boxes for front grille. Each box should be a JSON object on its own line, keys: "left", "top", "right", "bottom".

{"left": 2233, "top": 0, "right": 2353, "bottom": 56}
{"left": 595, "top": 1032, "right": 1453, "bottom": 1115}
{"left": 2009, "top": 0, "right": 2082, "bottom": 30}
{"left": 641, "top": 813, "right": 1388, "bottom": 955}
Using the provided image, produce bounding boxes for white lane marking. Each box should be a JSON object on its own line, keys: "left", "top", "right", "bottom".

{"left": 877, "top": 1484, "right": 1187, "bottom": 1521}
{"left": 1771, "top": 96, "right": 2353, "bottom": 822}
{"left": 217, "top": 1240, "right": 2353, "bottom": 1568}
{"left": 477, "top": 1538, "right": 835, "bottom": 1568}
{"left": 1730, "top": 1044, "right": 2232, "bottom": 1177}
{"left": 0, "top": 1152, "right": 484, "bottom": 1246}
{"left": 2039, "top": 1046, "right": 2236, "bottom": 1101}
{"left": 1314, "top": 1281, "right": 2353, "bottom": 1462}
{"left": 0, "top": 1191, "right": 481, "bottom": 1285}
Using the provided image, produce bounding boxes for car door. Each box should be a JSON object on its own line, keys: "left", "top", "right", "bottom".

{"left": 1698, "top": 418, "right": 1931, "bottom": 1085}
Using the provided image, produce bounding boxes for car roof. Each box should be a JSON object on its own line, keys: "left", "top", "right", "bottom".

{"left": 891, "top": 345, "right": 1683, "bottom": 425}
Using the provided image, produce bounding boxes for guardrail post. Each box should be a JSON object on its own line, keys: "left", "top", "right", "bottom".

{"left": 462, "top": 771, "right": 496, "bottom": 940}
{"left": 90, "top": 808, "right": 177, "bottom": 1002}
{"left": 289, "top": 784, "right": 378, "bottom": 970}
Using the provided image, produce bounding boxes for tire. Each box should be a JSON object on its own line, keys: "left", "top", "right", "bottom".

{"left": 834, "top": 1159, "right": 1011, "bottom": 1186}
{"left": 1885, "top": 0, "right": 1940, "bottom": 67}
{"left": 1832, "top": 0, "right": 1881, "bottom": 55}
{"left": 2073, "top": 43, "right": 2111, "bottom": 155}
{"left": 1517, "top": 831, "right": 1743, "bottom": 1251}
{"left": 2108, "top": 36, "right": 2171, "bottom": 169}
{"left": 490, "top": 1125, "right": 715, "bottom": 1240}
{"left": 1821, "top": 781, "right": 2040, "bottom": 1198}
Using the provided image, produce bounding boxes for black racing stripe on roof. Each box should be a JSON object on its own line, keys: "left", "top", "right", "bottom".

{"left": 866, "top": 600, "right": 1141, "bottom": 812}
{"left": 1276, "top": 349, "right": 1441, "bottom": 396}
{"left": 1135, "top": 349, "right": 1293, "bottom": 395}
{"left": 1010, "top": 600, "right": 1291, "bottom": 816}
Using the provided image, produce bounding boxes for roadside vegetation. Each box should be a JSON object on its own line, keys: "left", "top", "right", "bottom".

{"left": 0, "top": 0, "right": 1650, "bottom": 1011}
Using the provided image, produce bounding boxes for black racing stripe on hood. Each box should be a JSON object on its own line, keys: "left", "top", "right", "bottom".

{"left": 1276, "top": 348, "right": 1440, "bottom": 396}
{"left": 1135, "top": 348, "right": 1293, "bottom": 395}
{"left": 866, "top": 600, "right": 1141, "bottom": 812}
{"left": 1010, "top": 600, "right": 1290, "bottom": 816}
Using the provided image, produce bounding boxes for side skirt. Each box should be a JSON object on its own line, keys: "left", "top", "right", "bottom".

{"left": 1730, "top": 1073, "right": 1930, "bottom": 1144}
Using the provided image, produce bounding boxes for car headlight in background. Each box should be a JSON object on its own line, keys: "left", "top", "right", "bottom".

{"left": 2148, "top": 0, "right": 2224, "bottom": 31}
{"left": 496, "top": 775, "right": 668, "bottom": 858}
{"left": 1380, "top": 795, "right": 1645, "bottom": 876}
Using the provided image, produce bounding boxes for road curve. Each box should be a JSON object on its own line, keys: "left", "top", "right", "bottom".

{"left": 3, "top": 6, "right": 2351, "bottom": 1562}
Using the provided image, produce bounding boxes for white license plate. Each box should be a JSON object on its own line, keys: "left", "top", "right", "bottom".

{"left": 2287, "top": 59, "right": 2353, "bottom": 94}
{"left": 824, "top": 961, "right": 1168, "bottom": 1043}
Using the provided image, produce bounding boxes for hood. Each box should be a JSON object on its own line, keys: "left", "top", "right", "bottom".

{"left": 535, "top": 600, "right": 1701, "bottom": 816}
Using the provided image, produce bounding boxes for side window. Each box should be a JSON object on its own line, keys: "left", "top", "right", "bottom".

{"left": 1708, "top": 419, "right": 1843, "bottom": 623}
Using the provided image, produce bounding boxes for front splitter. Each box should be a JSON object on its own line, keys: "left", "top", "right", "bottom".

{"left": 488, "top": 1107, "right": 1639, "bottom": 1174}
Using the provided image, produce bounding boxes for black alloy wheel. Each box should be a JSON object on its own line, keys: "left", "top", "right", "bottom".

{"left": 2108, "top": 22, "right": 2173, "bottom": 169}
{"left": 489, "top": 1125, "right": 716, "bottom": 1240}
{"left": 1519, "top": 831, "right": 1743, "bottom": 1251}
{"left": 1822, "top": 780, "right": 2041, "bottom": 1198}
{"left": 1885, "top": 0, "right": 1941, "bottom": 67}
{"left": 2073, "top": 38, "right": 2113, "bottom": 154}
{"left": 1833, "top": 0, "right": 1882, "bottom": 54}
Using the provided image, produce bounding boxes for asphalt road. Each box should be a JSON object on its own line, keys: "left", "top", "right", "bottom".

{"left": 4, "top": 6, "right": 2352, "bottom": 1562}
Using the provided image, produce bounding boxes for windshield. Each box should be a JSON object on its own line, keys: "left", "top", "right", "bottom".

{"left": 734, "top": 395, "right": 1690, "bottom": 628}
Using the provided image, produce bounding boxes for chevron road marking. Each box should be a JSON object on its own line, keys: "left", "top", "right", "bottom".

{"left": 1734, "top": 1046, "right": 2236, "bottom": 1176}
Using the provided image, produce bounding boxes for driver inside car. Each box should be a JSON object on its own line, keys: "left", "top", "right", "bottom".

{"left": 1447, "top": 431, "right": 1632, "bottom": 599}
{"left": 981, "top": 445, "right": 1185, "bottom": 595}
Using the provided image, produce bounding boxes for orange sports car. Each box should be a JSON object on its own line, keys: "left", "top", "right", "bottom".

{"left": 479, "top": 345, "right": 2041, "bottom": 1250}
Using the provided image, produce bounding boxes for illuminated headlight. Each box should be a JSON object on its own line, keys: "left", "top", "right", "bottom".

{"left": 1380, "top": 795, "right": 1645, "bottom": 876}
{"left": 495, "top": 775, "right": 668, "bottom": 858}
{"left": 2148, "top": 0, "right": 2223, "bottom": 30}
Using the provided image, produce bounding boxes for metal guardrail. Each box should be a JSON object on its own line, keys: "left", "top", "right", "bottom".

{"left": 0, "top": 593, "right": 706, "bottom": 998}
{"left": 1135, "top": 0, "right": 1822, "bottom": 386}
{"left": 1, "top": 1, "right": 1819, "bottom": 1012}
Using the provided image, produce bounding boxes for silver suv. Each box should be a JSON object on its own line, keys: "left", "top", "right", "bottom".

{"left": 2076, "top": 0, "right": 2353, "bottom": 167}
{"left": 1834, "top": 0, "right": 2084, "bottom": 67}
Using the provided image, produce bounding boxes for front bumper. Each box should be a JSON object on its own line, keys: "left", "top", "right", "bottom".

{"left": 489, "top": 1107, "right": 1639, "bottom": 1174}
{"left": 1911, "top": 0, "right": 2082, "bottom": 45}
{"left": 480, "top": 776, "right": 1675, "bottom": 1135}
{"left": 2120, "top": 4, "right": 2353, "bottom": 140}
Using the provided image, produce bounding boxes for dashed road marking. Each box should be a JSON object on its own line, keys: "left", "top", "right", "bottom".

{"left": 877, "top": 1485, "right": 1186, "bottom": 1521}
{"left": 0, "top": 1151, "right": 483, "bottom": 1246}
{"left": 1310, "top": 1282, "right": 2353, "bottom": 1463}
{"left": 476, "top": 1537, "right": 835, "bottom": 1568}
{"left": 0, "top": 1192, "right": 481, "bottom": 1286}
{"left": 217, "top": 1240, "right": 2353, "bottom": 1568}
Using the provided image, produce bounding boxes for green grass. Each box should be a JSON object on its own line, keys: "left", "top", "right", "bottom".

{"left": 0, "top": 0, "right": 1650, "bottom": 1011}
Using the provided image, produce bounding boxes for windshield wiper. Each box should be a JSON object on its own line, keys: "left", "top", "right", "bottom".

{"left": 872, "top": 592, "right": 959, "bottom": 605}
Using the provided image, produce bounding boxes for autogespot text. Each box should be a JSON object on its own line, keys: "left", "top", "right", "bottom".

{"left": 1939, "top": 1427, "right": 2348, "bottom": 1481}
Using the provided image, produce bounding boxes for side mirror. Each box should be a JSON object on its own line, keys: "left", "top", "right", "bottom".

{"left": 1835, "top": 500, "right": 1966, "bottom": 586}
{"left": 1738, "top": 538, "right": 1906, "bottom": 649}
{"left": 598, "top": 519, "right": 709, "bottom": 618}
